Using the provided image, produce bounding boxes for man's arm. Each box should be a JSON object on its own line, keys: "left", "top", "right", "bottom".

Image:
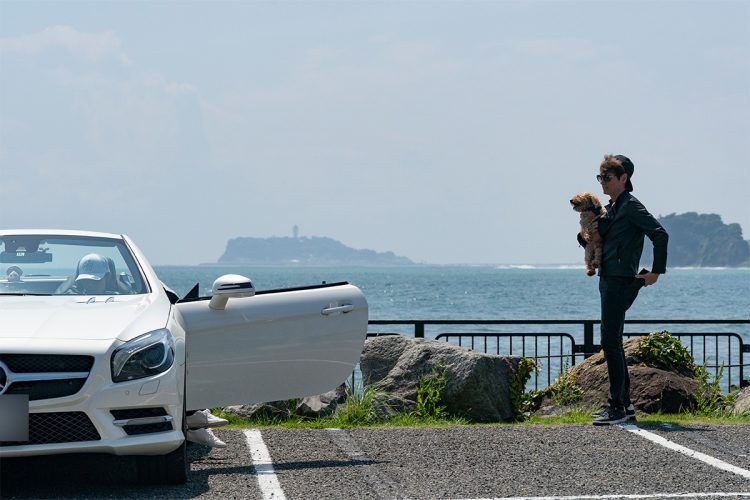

{"left": 627, "top": 200, "right": 669, "bottom": 282}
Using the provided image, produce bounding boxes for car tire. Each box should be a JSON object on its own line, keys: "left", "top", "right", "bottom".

{"left": 136, "top": 440, "right": 187, "bottom": 485}
{"left": 136, "top": 369, "right": 188, "bottom": 485}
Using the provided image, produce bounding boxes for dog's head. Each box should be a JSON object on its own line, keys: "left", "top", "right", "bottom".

{"left": 570, "top": 192, "right": 602, "bottom": 213}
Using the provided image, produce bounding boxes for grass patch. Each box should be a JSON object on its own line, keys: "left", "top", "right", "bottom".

{"left": 216, "top": 406, "right": 750, "bottom": 429}
{"left": 219, "top": 412, "right": 468, "bottom": 429}
{"left": 214, "top": 384, "right": 469, "bottom": 429}
{"left": 519, "top": 408, "right": 594, "bottom": 425}
{"left": 637, "top": 411, "right": 750, "bottom": 426}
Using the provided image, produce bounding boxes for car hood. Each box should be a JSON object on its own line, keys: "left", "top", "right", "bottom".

{"left": 0, "top": 294, "right": 170, "bottom": 342}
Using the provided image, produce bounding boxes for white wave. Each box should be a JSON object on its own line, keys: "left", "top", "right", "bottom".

{"left": 495, "top": 264, "right": 586, "bottom": 270}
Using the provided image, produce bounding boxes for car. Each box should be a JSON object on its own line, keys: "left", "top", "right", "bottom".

{"left": 0, "top": 229, "right": 368, "bottom": 484}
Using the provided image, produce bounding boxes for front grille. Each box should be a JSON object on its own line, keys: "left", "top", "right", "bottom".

{"left": 0, "top": 412, "right": 100, "bottom": 446}
{"left": 0, "top": 354, "right": 94, "bottom": 373}
{"left": 111, "top": 407, "right": 172, "bottom": 435}
{"left": 5, "top": 379, "right": 87, "bottom": 401}
{"left": 0, "top": 354, "right": 93, "bottom": 401}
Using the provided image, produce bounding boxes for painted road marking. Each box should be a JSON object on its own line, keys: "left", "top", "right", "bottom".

{"left": 621, "top": 424, "right": 750, "bottom": 480}
{"left": 243, "top": 429, "right": 287, "bottom": 500}
{"left": 457, "top": 494, "right": 750, "bottom": 499}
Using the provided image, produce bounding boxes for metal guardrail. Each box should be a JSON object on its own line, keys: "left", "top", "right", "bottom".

{"left": 367, "top": 319, "right": 750, "bottom": 393}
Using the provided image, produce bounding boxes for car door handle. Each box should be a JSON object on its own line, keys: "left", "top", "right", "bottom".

{"left": 321, "top": 304, "right": 354, "bottom": 315}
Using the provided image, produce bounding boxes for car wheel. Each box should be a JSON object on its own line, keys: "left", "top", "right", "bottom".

{"left": 136, "top": 440, "right": 187, "bottom": 485}
{"left": 136, "top": 369, "right": 188, "bottom": 485}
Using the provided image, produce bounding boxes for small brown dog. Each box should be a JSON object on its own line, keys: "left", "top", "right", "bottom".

{"left": 570, "top": 192, "right": 606, "bottom": 276}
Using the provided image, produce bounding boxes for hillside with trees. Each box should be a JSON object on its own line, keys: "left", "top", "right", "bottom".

{"left": 640, "top": 213, "right": 750, "bottom": 267}
{"left": 217, "top": 236, "right": 415, "bottom": 266}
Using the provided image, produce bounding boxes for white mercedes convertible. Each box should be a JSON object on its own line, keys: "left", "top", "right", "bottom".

{"left": 0, "top": 229, "right": 368, "bottom": 483}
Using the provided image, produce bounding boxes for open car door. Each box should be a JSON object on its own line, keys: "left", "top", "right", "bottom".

{"left": 177, "top": 282, "right": 368, "bottom": 410}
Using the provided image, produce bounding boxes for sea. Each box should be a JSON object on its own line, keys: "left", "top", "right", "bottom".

{"left": 155, "top": 265, "right": 750, "bottom": 389}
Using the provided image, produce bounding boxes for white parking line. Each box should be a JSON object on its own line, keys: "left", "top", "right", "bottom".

{"left": 457, "top": 494, "right": 750, "bottom": 499}
{"left": 243, "top": 429, "right": 287, "bottom": 500}
{"left": 620, "top": 424, "right": 750, "bottom": 480}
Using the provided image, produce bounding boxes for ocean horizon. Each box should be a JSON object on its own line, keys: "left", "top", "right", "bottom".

{"left": 155, "top": 264, "right": 749, "bottom": 391}
{"left": 155, "top": 265, "right": 749, "bottom": 323}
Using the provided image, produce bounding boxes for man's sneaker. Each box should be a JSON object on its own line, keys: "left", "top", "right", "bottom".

{"left": 625, "top": 404, "right": 636, "bottom": 421}
{"left": 186, "top": 409, "right": 229, "bottom": 430}
{"left": 592, "top": 403, "right": 636, "bottom": 420}
{"left": 593, "top": 406, "right": 628, "bottom": 426}
{"left": 186, "top": 428, "right": 226, "bottom": 448}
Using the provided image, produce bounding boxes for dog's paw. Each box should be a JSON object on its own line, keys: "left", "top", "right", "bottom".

{"left": 586, "top": 268, "right": 596, "bottom": 276}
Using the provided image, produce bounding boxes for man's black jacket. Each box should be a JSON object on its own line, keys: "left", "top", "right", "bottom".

{"left": 598, "top": 191, "right": 668, "bottom": 276}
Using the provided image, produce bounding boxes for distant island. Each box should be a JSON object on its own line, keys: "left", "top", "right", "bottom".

{"left": 641, "top": 212, "right": 750, "bottom": 267}
{"left": 217, "top": 236, "right": 415, "bottom": 266}
{"left": 216, "top": 212, "right": 748, "bottom": 267}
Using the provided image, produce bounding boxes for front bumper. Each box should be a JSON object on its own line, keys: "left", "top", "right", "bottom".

{"left": 0, "top": 430, "right": 184, "bottom": 458}
{"left": 0, "top": 362, "right": 185, "bottom": 458}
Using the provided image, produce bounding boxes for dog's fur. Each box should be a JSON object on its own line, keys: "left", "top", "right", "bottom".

{"left": 570, "top": 192, "right": 606, "bottom": 276}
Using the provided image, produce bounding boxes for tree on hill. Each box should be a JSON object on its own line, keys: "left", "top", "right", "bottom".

{"left": 640, "top": 212, "right": 749, "bottom": 268}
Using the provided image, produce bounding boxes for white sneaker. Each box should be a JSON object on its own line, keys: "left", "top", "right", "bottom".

{"left": 186, "top": 428, "right": 226, "bottom": 448}
{"left": 186, "top": 409, "right": 229, "bottom": 430}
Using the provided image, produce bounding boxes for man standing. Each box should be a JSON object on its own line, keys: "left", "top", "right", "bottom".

{"left": 593, "top": 154, "right": 668, "bottom": 425}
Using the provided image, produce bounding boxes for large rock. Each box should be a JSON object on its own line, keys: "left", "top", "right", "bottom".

{"left": 295, "top": 384, "right": 347, "bottom": 418}
{"left": 734, "top": 386, "right": 750, "bottom": 414}
{"left": 360, "top": 335, "right": 520, "bottom": 422}
{"left": 566, "top": 337, "right": 699, "bottom": 413}
{"left": 223, "top": 399, "right": 296, "bottom": 420}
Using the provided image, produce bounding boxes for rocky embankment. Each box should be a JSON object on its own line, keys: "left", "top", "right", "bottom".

{"left": 223, "top": 335, "right": 750, "bottom": 422}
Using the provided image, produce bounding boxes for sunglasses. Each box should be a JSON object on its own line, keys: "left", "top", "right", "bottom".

{"left": 596, "top": 173, "right": 618, "bottom": 183}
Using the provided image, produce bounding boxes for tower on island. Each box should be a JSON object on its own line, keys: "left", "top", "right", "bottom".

{"left": 293, "top": 225, "right": 299, "bottom": 239}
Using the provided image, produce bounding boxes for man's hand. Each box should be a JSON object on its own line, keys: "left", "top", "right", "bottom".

{"left": 636, "top": 273, "right": 659, "bottom": 287}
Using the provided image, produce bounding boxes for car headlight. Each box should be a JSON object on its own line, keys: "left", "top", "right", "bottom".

{"left": 111, "top": 329, "right": 175, "bottom": 383}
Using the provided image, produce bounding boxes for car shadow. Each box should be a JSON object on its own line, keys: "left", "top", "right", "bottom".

{"left": 0, "top": 444, "right": 384, "bottom": 498}
{"left": 0, "top": 445, "right": 212, "bottom": 499}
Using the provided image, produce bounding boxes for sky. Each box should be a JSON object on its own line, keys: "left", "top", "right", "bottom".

{"left": 1, "top": 1, "right": 748, "bottom": 265}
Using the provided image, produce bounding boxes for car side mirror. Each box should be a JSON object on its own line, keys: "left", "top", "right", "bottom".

{"left": 208, "top": 274, "right": 255, "bottom": 310}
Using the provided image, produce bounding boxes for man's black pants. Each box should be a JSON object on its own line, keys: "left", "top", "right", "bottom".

{"left": 599, "top": 276, "right": 642, "bottom": 408}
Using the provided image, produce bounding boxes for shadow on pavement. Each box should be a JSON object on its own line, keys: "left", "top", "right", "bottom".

{"left": 0, "top": 445, "right": 212, "bottom": 499}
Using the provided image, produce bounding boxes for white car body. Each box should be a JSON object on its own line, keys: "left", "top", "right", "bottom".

{"left": 0, "top": 230, "right": 368, "bottom": 483}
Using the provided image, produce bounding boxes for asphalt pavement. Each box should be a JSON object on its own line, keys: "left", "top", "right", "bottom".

{"left": 1, "top": 424, "right": 749, "bottom": 499}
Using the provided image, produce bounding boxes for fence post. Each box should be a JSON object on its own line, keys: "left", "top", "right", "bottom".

{"left": 415, "top": 322, "right": 425, "bottom": 338}
{"left": 583, "top": 321, "right": 595, "bottom": 358}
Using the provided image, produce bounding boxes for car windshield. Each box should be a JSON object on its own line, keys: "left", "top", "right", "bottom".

{"left": 0, "top": 234, "right": 148, "bottom": 296}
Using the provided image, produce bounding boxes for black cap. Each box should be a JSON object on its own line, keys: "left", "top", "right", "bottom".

{"left": 614, "top": 154, "right": 634, "bottom": 192}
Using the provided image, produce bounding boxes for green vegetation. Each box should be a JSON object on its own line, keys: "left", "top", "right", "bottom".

{"left": 322, "top": 385, "right": 382, "bottom": 426}
{"left": 636, "top": 331, "right": 739, "bottom": 417}
{"left": 523, "top": 360, "right": 583, "bottom": 416}
{"left": 636, "top": 330, "right": 696, "bottom": 375}
{"left": 217, "top": 406, "right": 750, "bottom": 429}
{"left": 508, "top": 357, "right": 538, "bottom": 420}
{"left": 216, "top": 389, "right": 468, "bottom": 429}
{"left": 637, "top": 411, "right": 750, "bottom": 426}
{"left": 693, "top": 364, "right": 737, "bottom": 417}
{"left": 212, "top": 333, "right": 747, "bottom": 429}
{"left": 415, "top": 364, "right": 448, "bottom": 419}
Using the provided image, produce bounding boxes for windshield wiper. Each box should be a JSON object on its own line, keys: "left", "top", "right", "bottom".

{"left": 0, "top": 293, "right": 54, "bottom": 296}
